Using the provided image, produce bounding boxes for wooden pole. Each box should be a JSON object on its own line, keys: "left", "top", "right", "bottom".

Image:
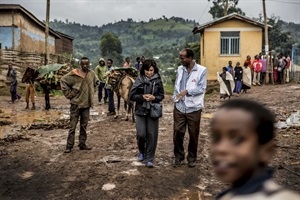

{"left": 224, "top": 0, "right": 229, "bottom": 16}
{"left": 45, "top": 0, "right": 50, "bottom": 65}
{"left": 12, "top": 9, "right": 15, "bottom": 50}
{"left": 262, "top": 0, "right": 271, "bottom": 84}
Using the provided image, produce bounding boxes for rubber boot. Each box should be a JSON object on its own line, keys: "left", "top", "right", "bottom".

{"left": 25, "top": 103, "right": 29, "bottom": 109}
{"left": 32, "top": 103, "right": 36, "bottom": 110}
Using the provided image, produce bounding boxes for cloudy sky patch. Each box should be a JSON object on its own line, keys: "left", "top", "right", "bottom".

{"left": 0, "top": 0, "right": 299, "bottom": 26}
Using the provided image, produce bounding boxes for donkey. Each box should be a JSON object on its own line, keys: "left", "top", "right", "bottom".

{"left": 22, "top": 67, "right": 60, "bottom": 110}
{"left": 108, "top": 69, "right": 136, "bottom": 122}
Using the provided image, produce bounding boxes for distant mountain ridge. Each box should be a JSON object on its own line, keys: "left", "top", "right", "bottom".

{"left": 49, "top": 17, "right": 199, "bottom": 66}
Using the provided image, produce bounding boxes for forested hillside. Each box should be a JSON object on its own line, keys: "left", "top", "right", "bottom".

{"left": 50, "top": 17, "right": 199, "bottom": 67}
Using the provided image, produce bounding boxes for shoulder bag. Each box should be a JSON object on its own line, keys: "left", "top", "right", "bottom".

{"left": 150, "top": 81, "right": 162, "bottom": 119}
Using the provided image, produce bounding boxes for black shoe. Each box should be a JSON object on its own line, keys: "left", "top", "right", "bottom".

{"left": 107, "top": 111, "right": 116, "bottom": 116}
{"left": 79, "top": 145, "right": 92, "bottom": 150}
{"left": 64, "top": 148, "right": 72, "bottom": 153}
{"left": 188, "top": 161, "right": 196, "bottom": 168}
{"left": 173, "top": 159, "right": 183, "bottom": 167}
{"left": 104, "top": 99, "right": 108, "bottom": 104}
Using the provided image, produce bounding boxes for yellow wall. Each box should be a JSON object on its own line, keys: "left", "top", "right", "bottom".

{"left": 200, "top": 19, "right": 263, "bottom": 80}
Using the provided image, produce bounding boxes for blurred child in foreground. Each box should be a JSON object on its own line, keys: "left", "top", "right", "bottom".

{"left": 210, "top": 99, "right": 299, "bottom": 200}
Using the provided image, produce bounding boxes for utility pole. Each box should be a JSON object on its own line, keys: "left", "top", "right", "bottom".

{"left": 12, "top": 9, "right": 15, "bottom": 49}
{"left": 262, "top": 0, "right": 272, "bottom": 84}
{"left": 224, "top": 0, "right": 229, "bottom": 16}
{"left": 45, "top": 0, "right": 50, "bottom": 65}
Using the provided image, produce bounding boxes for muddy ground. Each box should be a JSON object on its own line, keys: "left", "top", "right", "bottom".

{"left": 0, "top": 83, "right": 299, "bottom": 200}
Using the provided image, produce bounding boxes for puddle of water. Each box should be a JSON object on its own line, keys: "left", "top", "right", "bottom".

{"left": 0, "top": 108, "right": 62, "bottom": 126}
{"left": 277, "top": 111, "right": 300, "bottom": 129}
{"left": 121, "top": 169, "right": 140, "bottom": 176}
{"left": 102, "top": 183, "right": 116, "bottom": 191}
{"left": 90, "top": 111, "right": 99, "bottom": 116}
{"left": 20, "top": 171, "right": 35, "bottom": 179}
{"left": 131, "top": 161, "right": 144, "bottom": 166}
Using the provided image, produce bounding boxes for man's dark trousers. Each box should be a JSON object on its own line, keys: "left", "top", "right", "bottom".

{"left": 66, "top": 104, "right": 90, "bottom": 149}
{"left": 98, "top": 82, "right": 108, "bottom": 102}
{"left": 173, "top": 107, "right": 202, "bottom": 162}
{"left": 107, "top": 89, "right": 115, "bottom": 112}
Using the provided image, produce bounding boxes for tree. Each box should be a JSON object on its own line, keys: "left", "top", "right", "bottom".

{"left": 268, "top": 16, "right": 293, "bottom": 55}
{"left": 208, "top": 0, "right": 245, "bottom": 19}
{"left": 142, "top": 48, "right": 153, "bottom": 59}
{"left": 99, "top": 32, "right": 123, "bottom": 65}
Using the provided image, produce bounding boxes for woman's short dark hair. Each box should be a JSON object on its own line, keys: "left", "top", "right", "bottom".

{"left": 218, "top": 99, "right": 275, "bottom": 145}
{"left": 140, "top": 59, "right": 159, "bottom": 75}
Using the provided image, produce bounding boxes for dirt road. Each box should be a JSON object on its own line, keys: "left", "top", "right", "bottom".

{"left": 0, "top": 83, "right": 299, "bottom": 199}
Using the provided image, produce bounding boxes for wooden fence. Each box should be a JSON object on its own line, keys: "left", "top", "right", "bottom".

{"left": 0, "top": 49, "right": 71, "bottom": 84}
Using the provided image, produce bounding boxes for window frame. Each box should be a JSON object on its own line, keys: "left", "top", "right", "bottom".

{"left": 220, "top": 31, "right": 240, "bottom": 55}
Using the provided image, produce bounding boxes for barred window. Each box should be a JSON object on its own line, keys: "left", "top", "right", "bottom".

{"left": 220, "top": 31, "right": 240, "bottom": 55}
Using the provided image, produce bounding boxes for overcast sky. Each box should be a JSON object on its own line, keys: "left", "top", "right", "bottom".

{"left": 1, "top": 0, "right": 299, "bottom": 26}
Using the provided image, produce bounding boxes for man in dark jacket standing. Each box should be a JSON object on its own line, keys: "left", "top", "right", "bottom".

{"left": 61, "top": 57, "right": 99, "bottom": 153}
{"left": 7, "top": 64, "right": 21, "bottom": 103}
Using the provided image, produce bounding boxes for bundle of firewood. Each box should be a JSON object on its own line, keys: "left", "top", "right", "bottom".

{"left": 37, "top": 64, "right": 70, "bottom": 86}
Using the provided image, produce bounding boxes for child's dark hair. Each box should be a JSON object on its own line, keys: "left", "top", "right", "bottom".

{"left": 140, "top": 59, "right": 159, "bottom": 75}
{"left": 219, "top": 99, "right": 275, "bottom": 144}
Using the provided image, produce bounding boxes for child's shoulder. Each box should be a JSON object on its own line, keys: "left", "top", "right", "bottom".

{"left": 217, "top": 179, "right": 299, "bottom": 200}
{"left": 261, "top": 179, "right": 299, "bottom": 200}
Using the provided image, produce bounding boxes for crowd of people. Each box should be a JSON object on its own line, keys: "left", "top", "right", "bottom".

{"left": 218, "top": 52, "right": 292, "bottom": 99}
{"left": 4, "top": 49, "right": 299, "bottom": 199}
{"left": 59, "top": 49, "right": 298, "bottom": 199}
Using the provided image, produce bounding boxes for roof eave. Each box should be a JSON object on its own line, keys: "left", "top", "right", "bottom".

{"left": 192, "top": 13, "right": 272, "bottom": 34}
{"left": 0, "top": 4, "right": 61, "bottom": 38}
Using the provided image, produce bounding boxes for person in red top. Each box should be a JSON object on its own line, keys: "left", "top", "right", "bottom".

{"left": 123, "top": 57, "right": 132, "bottom": 68}
{"left": 252, "top": 55, "right": 262, "bottom": 86}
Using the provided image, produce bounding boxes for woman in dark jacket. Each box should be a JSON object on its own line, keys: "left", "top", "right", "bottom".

{"left": 129, "top": 59, "right": 164, "bottom": 168}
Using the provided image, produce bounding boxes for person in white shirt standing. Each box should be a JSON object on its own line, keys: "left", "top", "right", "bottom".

{"left": 173, "top": 48, "right": 207, "bottom": 168}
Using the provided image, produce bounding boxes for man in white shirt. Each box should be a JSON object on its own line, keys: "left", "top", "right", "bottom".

{"left": 173, "top": 48, "right": 207, "bottom": 168}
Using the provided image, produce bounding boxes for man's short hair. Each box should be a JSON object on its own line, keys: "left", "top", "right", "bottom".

{"left": 219, "top": 99, "right": 275, "bottom": 144}
{"left": 182, "top": 48, "right": 194, "bottom": 59}
{"left": 81, "top": 57, "right": 89, "bottom": 61}
{"left": 107, "top": 59, "right": 113, "bottom": 64}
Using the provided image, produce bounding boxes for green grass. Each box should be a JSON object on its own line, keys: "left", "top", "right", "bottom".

{"left": 163, "top": 83, "right": 174, "bottom": 95}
